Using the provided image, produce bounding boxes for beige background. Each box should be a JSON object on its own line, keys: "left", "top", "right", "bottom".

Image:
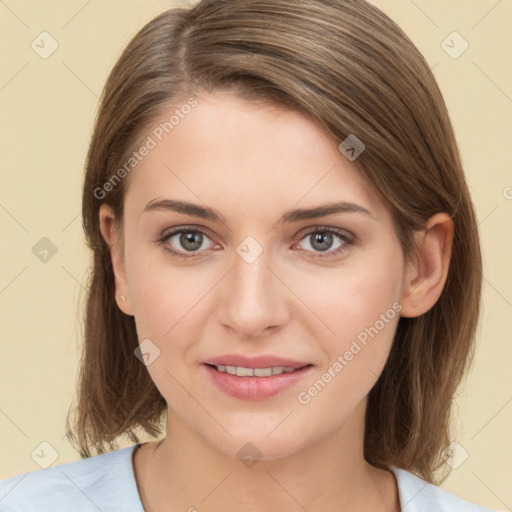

{"left": 0, "top": 0, "right": 510, "bottom": 509}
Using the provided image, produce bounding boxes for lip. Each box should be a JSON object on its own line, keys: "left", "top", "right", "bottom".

{"left": 202, "top": 354, "right": 314, "bottom": 401}
{"left": 203, "top": 354, "right": 310, "bottom": 369}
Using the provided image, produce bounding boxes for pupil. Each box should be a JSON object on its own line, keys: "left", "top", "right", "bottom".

{"left": 181, "top": 232, "right": 202, "bottom": 251}
{"left": 312, "top": 232, "right": 332, "bottom": 251}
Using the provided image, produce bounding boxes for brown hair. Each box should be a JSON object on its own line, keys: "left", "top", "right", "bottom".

{"left": 66, "top": 0, "right": 482, "bottom": 484}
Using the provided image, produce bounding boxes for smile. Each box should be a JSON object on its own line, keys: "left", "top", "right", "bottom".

{"left": 203, "top": 363, "right": 314, "bottom": 400}
{"left": 209, "top": 364, "right": 300, "bottom": 377}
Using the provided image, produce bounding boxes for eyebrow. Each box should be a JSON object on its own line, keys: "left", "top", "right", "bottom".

{"left": 143, "top": 198, "right": 374, "bottom": 224}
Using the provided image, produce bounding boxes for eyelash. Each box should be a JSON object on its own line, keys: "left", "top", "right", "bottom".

{"left": 156, "top": 226, "right": 355, "bottom": 261}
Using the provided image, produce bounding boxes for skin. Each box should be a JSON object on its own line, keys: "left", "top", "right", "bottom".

{"left": 99, "top": 91, "right": 453, "bottom": 512}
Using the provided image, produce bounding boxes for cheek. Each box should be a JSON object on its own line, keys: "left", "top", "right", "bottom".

{"left": 289, "top": 252, "right": 404, "bottom": 402}
{"left": 125, "top": 250, "right": 217, "bottom": 386}
{"left": 126, "top": 260, "right": 209, "bottom": 411}
{"left": 291, "top": 254, "right": 404, "bottom": 347}
{"left": 124, "top": 237, "right": 203, "bottom": 335}
{"left": 294, "top": 282, "right": 401, "bottom": 427}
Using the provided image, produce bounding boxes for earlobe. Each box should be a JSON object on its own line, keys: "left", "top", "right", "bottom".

{"left": 400, "top": 213, "right": 454, "bottom": 318}
{"left": 98, "top": 204, "right": 134, "bottom": 316}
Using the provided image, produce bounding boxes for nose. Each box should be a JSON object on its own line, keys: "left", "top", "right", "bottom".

{"left": 215, "top": 242, "right": 290, "bottom": 340}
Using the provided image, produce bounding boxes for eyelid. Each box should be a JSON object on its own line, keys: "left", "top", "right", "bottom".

{"left": 159, "top": 224, "right": 216, "bottom": 240}
{"left": 294, "top": 224, "right": 355, "bottom": 243}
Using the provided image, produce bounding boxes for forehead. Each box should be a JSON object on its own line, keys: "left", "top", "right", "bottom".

{"left": 123, "top": 92, "right": 386, "bottom": 224}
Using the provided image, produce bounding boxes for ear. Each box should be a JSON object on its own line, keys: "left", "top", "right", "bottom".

{"left": 98, "top": 204, "right": 134, "bottom": 316}
{"left": 400, "top": 212, "right": 454, "bottom": 318}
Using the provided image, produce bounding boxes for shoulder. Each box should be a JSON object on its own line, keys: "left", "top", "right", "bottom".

{"left": 391, "top": 467, "right": 500, "bottom": 512}
{"left": 0, "top": 445, "right": 143, "bottom": 512}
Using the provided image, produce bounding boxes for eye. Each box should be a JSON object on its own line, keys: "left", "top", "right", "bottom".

{"left": 157, "top": 225, "right": 355, "bottom": 260}
{"left": 157, "top": 227, "right": 218, "bottom": 259}
{"left": 293, "top": 227, "right": 354, "bottom": 259}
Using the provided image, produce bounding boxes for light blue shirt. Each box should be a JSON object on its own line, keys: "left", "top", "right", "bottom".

{"left": 0, "top": 444, "right": 499, "bottom": 511}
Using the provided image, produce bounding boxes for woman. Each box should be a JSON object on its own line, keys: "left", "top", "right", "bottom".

{"left": 0, "top": 0, "right": 499, "bottom": 510}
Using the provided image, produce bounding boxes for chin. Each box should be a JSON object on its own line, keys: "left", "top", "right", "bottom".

{"left": 204, "top": 415, "right": 317, "bottom": 462}
{"left": 214, "top": 434, "right": 304, "bottom": 463}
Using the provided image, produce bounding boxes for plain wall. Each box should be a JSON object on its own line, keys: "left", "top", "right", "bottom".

{"left": 0, "top": 1, "right": 510, "bottom": 510}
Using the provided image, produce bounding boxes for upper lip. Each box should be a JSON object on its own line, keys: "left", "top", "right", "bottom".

{"left": 203, "top": 354, "right": 311, "bottom": 369}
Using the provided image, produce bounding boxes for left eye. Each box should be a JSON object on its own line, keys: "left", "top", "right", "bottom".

{"left": 294, "top": 228, "right": 352, "bottom": 258}
{"left": 157, "top": 227, "right": 353, "bottom": 260}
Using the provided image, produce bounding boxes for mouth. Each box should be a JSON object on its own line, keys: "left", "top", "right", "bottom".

{"left": 202, "top": 360, "right": 314, "bottom": 401}
{"left": 204, "top": 363, "right": 311, "bottom": 377}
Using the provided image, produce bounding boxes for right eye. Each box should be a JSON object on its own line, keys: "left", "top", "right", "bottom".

{"left": 157, "top": 227, "right": 219, "bottom": 259}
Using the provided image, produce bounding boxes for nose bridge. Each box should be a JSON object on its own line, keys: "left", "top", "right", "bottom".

{"left": 218, "top": 236, "right": 288, "bottom": 337}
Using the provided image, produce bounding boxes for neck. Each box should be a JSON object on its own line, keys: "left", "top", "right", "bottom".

{"left": 135, "top": 400, "right": 399, "bottom": 512}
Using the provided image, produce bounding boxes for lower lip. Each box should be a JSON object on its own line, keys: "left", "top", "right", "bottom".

{"left": 202, "top": 364, "right": 313, "bottom": 401}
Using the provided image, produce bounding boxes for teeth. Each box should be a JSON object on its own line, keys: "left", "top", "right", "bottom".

{"left": 214, "top": 365, "right": 299, "bottom": 377}
{"left": 254, "top": 367, "right": 272, "bottom": 377}
{"left": 226, "top": 366, "right": 237, "bottom": 375}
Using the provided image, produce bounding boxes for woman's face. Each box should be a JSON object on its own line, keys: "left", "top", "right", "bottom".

{"left": 103, "top": 91, "right": 410, "bottom": 460}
